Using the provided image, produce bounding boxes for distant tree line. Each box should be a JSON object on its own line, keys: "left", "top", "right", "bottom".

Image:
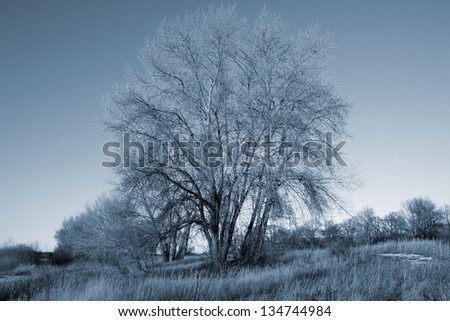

{"left": 266, "top": 197, "right": 450, "bottom": 256}
{"left": 0, "top": 243, "right": 68, "bottom": 271}
{"left": 54, "top": 195, "right": 450, "bottom": 270}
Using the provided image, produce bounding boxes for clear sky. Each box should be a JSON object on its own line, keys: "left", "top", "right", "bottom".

{"left": 1, "top": 0, "right": 449, "bottom": 249}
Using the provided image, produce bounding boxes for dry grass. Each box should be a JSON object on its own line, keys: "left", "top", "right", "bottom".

{"left": 1, "top": 240, "right": 450, "bottom": 300}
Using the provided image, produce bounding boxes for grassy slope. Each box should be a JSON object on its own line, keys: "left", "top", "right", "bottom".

{"left": 1, "top": 240, "right": 450, "bottom": 300}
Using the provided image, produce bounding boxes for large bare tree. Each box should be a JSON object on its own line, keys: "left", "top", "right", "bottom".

{"left": 104, "top": 6, "right": 351, "bottom": 267}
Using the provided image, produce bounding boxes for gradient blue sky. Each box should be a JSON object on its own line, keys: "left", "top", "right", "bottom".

{"left": 1, "top": 0, "right": 449, "bottom": 249}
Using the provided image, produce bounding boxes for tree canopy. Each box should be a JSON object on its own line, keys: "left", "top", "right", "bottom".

{"left": 102, "top": 6, "right": 351, "bottom": 267}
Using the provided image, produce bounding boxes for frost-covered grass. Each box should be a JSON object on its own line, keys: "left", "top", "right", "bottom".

{"left": 2, "top": 240, "right": 450, "bottom": 300}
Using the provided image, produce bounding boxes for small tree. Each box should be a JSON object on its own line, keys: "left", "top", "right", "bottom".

{"left": 439, "top": 204, "right": 450, "bottom": 240}
{"left": 382, "top": 211, "right": 409, "bottom": 241}
{"left": 321, "top": 220, "right": 342, "bottom": 246}
{"left": 340, "top": 217, "right": 358, "bottom": 245}
{"left": 353, "top": 207, "right": 383, "bottom": 244}
{"left": 0, "top": 244, "right": 36, "bottom": 271}
{"left": 404, "top": 197, "right": 442, "bottom": 240}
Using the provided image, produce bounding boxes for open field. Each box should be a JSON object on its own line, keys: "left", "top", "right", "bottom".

{"left": 1, "top": 240, "right": 450, "bottom": 301}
